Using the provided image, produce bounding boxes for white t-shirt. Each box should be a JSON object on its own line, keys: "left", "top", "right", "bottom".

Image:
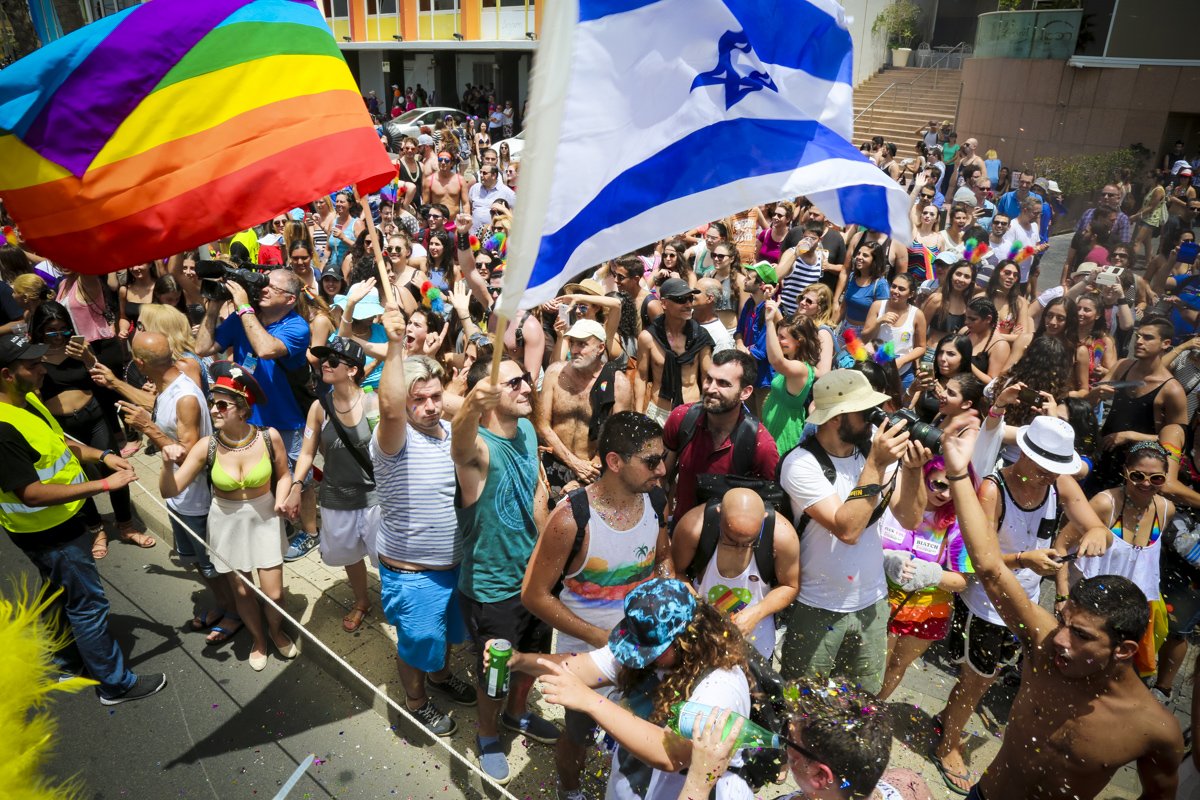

{"left": 155, "top": 373, "right": 212, "bottom": 516}
{"left": 779, "top": 445, "right": 892, "bottom": 612}
{"left": 699, "top": 318, "right": 735, "bottom": 354}
{"left": 589, "top": 646, "right": 754, "bottom": 800}
{"left": 1003, "top": 222, "right": 1040, "bottom": 282}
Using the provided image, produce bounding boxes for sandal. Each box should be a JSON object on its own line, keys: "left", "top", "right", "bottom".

{"left": 205, "top": 618, "right": 244, "bottom": 646}
{"left": 190, "top": 608, "right": 224, "bottom": 632}
{"left": 117, "top": 523, "right": 156, "bottom": 549}
{"left": 342, "top": 604, "right": 371, "bottom": 633}
{"left": 119, "top": 442, "right": 142, "bottom": 458}
{"left": 931, "top": 749, "right": 972, "bottom": 797}
{"left": 90, "top": 528, "right": 108, "bottom": 560}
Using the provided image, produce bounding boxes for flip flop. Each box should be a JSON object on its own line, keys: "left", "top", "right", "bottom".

{"left": 205, "top": 619, "right": 244, "bottom": 646}
{"left": 931, "top": 752, "right": 972, "bottom": 797}
{"left": 119, "top": 442, "right": 142, "bottom": 458}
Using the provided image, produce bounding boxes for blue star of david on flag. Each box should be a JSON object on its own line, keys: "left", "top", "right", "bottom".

{"left": 691, "top": 30, "right": 778, "bottom": 109}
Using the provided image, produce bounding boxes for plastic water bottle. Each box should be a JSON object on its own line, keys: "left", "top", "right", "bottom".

{"left": 668, "top": 702, "right": 779, "bottom": 749}
{"left": 363, "top": 386, "right": 380, "bottom": 432}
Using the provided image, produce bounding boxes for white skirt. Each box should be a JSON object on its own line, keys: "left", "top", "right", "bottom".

{"left": 208, "top": 493, "right": 287, "bottom": 574}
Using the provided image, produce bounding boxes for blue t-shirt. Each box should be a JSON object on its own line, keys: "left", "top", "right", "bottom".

{"left": 843, "top": 276, "right": 889, "bottom": 326}
{"left": 362, "top": 323, "right": 387, "bottom": 390}
{"left": 214, "top": 309, "right": 312, "bottom": 431}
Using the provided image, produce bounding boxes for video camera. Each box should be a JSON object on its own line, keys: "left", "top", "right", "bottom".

{"left": 196, "top": 256, "right": 271, "bottom": 304}
{"left": 866, "top": 407, "right": 943, "bottom": 453}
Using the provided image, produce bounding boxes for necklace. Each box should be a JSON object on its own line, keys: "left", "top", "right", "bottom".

{"left": 217, "top": 428, "right": 257, "bottom": 451}
{"left": 333, "top": 392, "right": 363, "bottom": 414}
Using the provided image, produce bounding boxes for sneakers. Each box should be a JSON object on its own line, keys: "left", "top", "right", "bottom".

{"left": 428, "top": 673, "right": 477, "bottom": 706}
{"left": 476, "top": 736, "right": 510, "bottom": 785}
{"left": 558, "top": 789, "right": 587, "bottom": 800}
{"left": 501, "top": 710, "right": 561, "bottom": 744}
{"left": 283, "top": 531, "right": 319, "bottom": 562}
{"left": 98, "top": 673, "right": 167, "bottom": 706}
{"left": 409, "top": 699, "right": 456, "bottom": 737}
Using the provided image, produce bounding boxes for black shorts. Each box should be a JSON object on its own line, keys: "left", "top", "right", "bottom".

{"left": 458, "top": 592, "right": 552, "bottom": 689}
{"left": 960, "top": 612, "right": 1020, "bottom": 677}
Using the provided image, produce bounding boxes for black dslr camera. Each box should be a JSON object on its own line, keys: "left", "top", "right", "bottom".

{"left": 196, "top": 256, "right": 271, "bottom": 304}
{"left": 866, "top": 406, "right": 943, "bottom": 453}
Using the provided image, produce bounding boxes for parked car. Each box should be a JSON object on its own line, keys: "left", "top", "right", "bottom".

{"left": 382, "top": 107, "right": 468, "bottom": 143}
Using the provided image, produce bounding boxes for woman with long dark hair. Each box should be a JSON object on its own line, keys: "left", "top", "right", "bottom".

{"left": 908, "top": 334, "right": 972, "bottom": 422}
{"left": 426, "top": 229, "right": 455, "bottom": 292}
{"left": 1076, "top": 293, "right": 1118, "bottom": 389}
{"left": 992, "top": 335, "right": 1074, "bottom": 464}
{"left": 964, "top": 297, "right": 1009, "bottom": 382}
{"left": 762, "top": 300, "right": 820, "bottom": 453}
{"left": 1006, "top": 296, "right": 1089, "bottom": 393}
{"left": 921, "top": 259, "right": 976, "bottom": 342}
{"left": 686, "top": 221, "right": 729, "bottom": 278}
{"left": 838, "top": 241, "right": 889, "bottom": 335}
{"left": 861, "top": 273, "right": 928, "bottom": 390}
{"left": 982, "top": 259, "right": 1030, "bottom": 339}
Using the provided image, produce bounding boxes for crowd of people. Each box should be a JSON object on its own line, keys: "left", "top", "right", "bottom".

{"left": 1, "top": 111, "right": 1199, "bottom": 800}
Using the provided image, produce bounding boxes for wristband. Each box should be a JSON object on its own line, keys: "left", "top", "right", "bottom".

{"left": 101, "top": 478, "right": 110, "bottom": 493}
{"left": 1116, "top": 298, "right": 1130, "bottom": 306}
{"left": 456, "top": 232, "right": 471, "bottom": 251}
{"left": 987, "top": 406, "right": 1006, "bottom": 419}
{"left": 846, "top": 483, "right": 882, "bottom": 501}
{"left": 1016, "top": 551, "right": 1025, "bottom": 567}
{"left": 1055, "top": 594, "right": 1068, "bottom": 603}
{"left": 946, "top": 472, "right": 970, "bottom": 481}
{"left": 100, "top": 448, "right": 115, "bottom": 463}
{"left": 236, "top": 304, "right": 256, "bottom": 317}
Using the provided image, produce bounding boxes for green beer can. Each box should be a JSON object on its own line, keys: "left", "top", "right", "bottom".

{"left": 486, "top": 639, "right": 513, "bottom": 699}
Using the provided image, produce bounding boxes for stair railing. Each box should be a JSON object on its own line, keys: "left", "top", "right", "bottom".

{"left": 853, "top": 42, "right": 970, "bottom": 136}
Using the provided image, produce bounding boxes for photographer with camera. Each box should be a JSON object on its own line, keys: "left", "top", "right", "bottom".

{"left": 195, "top": 265, "right": 316, "bottom": 559}
{"left": 777, "top": 369, "right": 929, "bottom": 693}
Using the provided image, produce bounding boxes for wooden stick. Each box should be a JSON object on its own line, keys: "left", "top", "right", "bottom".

{"left": 351, "top": 184, "right": 396, "bottom": 307}
{"left": 489, "top": 311, "right": 510, "bottom": 385}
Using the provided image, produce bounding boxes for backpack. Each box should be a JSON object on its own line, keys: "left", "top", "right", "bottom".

{"left": 552, "top": 486, "right": 669, "bottom": 596}
{"left": 675, "top": 403, "right": 786, "bottom": 511}
{"left": 685, "top": 498, "right": 777, "bottom": 587}
{"left": 777, "top": 436, "right": 893, "bottom": 535}
{"left": 729, "top": 647, "right": 790, "bottom": 792}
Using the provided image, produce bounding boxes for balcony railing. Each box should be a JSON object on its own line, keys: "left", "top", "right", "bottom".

{"left": 975, "top": 9, "right": 1082, "bottom": 60}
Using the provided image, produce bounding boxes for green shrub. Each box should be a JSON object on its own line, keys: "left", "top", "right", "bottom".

{"left": 871, "top": 0, "right": 921, "bottom": 49}
{"left": 1033, "top": 147, "right": 1148, "bottom": 198}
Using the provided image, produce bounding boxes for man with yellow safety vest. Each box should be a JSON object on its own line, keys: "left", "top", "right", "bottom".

{"left": 0, "top": 332, "right": 167, "bottom": 705}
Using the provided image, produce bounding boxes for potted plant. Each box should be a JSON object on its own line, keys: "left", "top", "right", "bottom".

{"left": 872, "top": 0, "right": 921, "bottom": 67}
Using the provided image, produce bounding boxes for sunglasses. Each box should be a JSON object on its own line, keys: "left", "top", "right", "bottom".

{"left": 630, "top": 452, "right": 667, "bottom": 469}
{"left": 927, "top": 478, "right": 951, "bottom": 493}
{"left": 665, "top": 295, "right": 694, "bottom": 304}
{"left": 503, "top": 372, "right": 533, "bottom": 391}
{"left": 712, "top": 253, "right": 731, "bottom": 261}
{"left": 773, "top": 212, "right": 789, "bottom": 219}
{"left": 1125, "top": 469, "right": 1167, "bottom": 486}
{"left": 211, "top": 398, "right": 241, "bottom": 413}
{"left": 427, "top": 215, "right": 445, "bottom": 221}
{"left": 386, "top": 246, "right": 406, "bottom": 255}
{"left": 799, "top": 296, "right": 816, "bottom": 306}
{"left": 43, "top": 330, "right": 72, "bottom": 339}
{"left": 491, "top": 209, "right": 505, "bottom": 216}
{"left": 273, "top": 220, "right": 286, "bottom": 227}
{"left": 321, "top": 355, "right": 349, "bottom": 368}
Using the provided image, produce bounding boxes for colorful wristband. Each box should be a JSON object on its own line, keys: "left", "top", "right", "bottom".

{"left": 236, "top": 304, "right": 256, "bottom": 317}
{"left": 101, "top": 479, "right": 110, "bottom": 493}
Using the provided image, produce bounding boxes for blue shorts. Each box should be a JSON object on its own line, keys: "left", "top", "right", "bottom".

{"left": 277, "top": 427, "right": 313, "bottom": 485}
{"left": 379, "top": 564, "right": 465, "bottom": 673}
{"left": 171, "top": 511, "right": 216, "bottom": 579}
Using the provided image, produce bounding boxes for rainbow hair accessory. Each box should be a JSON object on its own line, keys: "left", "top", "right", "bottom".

{"left": 1, "top": 226, "right": 16, "bottom": 246}
{"left": 482, "top": 231, "right": 507, "bottom": 259}
{"left": 469, "top": 234, "right": 481, "bottom": 253}
{"left": 419, "top": 281, "right": 445, "bottom": 315}
{"left": 842, "top": 328, "right": 868, "bottom": 362}
{"left": 873, "top": 341, "right": 896, "bottom": 364}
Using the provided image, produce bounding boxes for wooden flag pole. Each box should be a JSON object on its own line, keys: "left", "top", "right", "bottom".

{"left": 352, "top": 184, "right": 396, "bottom": 308}
{"left": 489, "top": 311, "right": 510, "bottom": 385}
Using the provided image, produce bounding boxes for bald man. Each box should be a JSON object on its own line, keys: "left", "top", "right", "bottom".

{"left": 121, "top": 333, "right": 232, "bottom": 637}
{"left": 694, "top": 277, "right": 735, "bottom": 354}
{"left": 671, "top": 487, "right": 800, "bottom": 659}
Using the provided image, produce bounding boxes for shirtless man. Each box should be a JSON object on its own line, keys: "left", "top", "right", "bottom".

{"left": 635, "top": 277, "right": 714, "bottom": 426}
{"left": 535, "top": 319, "right": 632, "bottom": 498}
{"left": 1093, "top": 316, "right": 1188, "bottom": 486}
{"left": 938, "top": 417, "right": 1183, "bottom": 800}
{"left": 424, "top": 151, "right": 469, "bottom": 219}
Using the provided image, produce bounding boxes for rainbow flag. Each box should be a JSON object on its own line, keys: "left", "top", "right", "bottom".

{"left": 0, "top": 0, "right": 394, "bottom": 273}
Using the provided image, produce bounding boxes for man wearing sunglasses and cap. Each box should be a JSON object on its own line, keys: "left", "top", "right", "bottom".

{"left": 0, "top": 332, "right": 167, "bottom": 704}
{"left": 932, "top": 414, "right": 1112, "bottom": 794}
{"left": 636, "top": 278, "right": 714, "bottom": 426}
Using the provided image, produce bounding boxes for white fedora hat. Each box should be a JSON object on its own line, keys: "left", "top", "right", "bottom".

{"left": 1016, "top": 417, "right": 1082, "bottom": 475}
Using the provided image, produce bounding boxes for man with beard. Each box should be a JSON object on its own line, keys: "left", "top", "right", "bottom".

{"left": 935, "top": 418, "right": 1182, "bottom": 800}
{"left": 661, "top": 349, "right": 779, "bottom": 521}
{"left": 521, "top": 411, "right": 673, "bottom": 800}
{"left": 452, "top": 356, "right": 557, "bottom": 783}
{"left": 0, "top": 333, "right": 166, "bottom": 704}
{"left": 535, "top": 319, "right": 632, "bottom": 499}
{"left": 777, "top": 369, "right": 926, "bottom": 692}
{"left": 636, "top": 278, "right": 714, "bottom": 426}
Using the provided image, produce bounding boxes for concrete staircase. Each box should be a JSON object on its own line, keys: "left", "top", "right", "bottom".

{"left": 852, "top": 66, "right": 963, "bottom": 158}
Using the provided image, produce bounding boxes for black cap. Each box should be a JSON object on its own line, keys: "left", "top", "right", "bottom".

{"left": 0, "top": 332, "right": 48, "bottom": 368}
{"left": 320, "top": 261, "right": 344, "bottom": 282}
{"left": 310, "top": 337, "right": 366, "bottom": 371}
{"left": 659, "top": 277, "right": 699, "bottom": 300}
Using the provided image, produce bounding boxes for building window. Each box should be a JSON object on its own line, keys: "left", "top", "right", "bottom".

{"left": 332, "top": 0, "right": 349, "bottom": 17}
{"left": 418, "top": 0, "right": 430, "bottom": 10}
{"left": 433, "top": 0, "right": 456, "bottom": 10}
{"left": 499, "top": 0, "right": 527, "bottom": 6}
{"left": 380, "top": 0, "right": 397, "bottom": 12}
{"left": 367, "top": 0, "right": 377, "bottom": 13}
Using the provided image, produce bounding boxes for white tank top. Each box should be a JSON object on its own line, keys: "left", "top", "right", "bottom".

{"left": 1074, "top": 492, "right": 1163, "bottom": 601}
{"left": 962, "top": 472, "right": 1056, "bottom": 625}
{"left": 875, "top": 303, "right": 917, "bottom": 359}
{"left": 557, "top": 493, "right": 660, "bottom": 655}
{"left": 155, "top": 373, "right": 212, "bottom": 516}
{"left": 696, "top": 547, "right": 774, "bottom": 660}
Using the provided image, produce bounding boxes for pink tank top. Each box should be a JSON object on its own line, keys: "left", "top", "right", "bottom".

{"left": 58, "top": 277, "right": 115, "bottom": 342}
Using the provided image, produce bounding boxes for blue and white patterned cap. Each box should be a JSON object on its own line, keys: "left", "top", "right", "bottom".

{"left": 608, "top": 579, "right": 698, "bottom": 669}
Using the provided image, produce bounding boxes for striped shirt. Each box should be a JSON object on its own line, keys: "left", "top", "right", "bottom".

{"left": 778, "top": 248, "right": 824, "bottom": 315}
{"left": 371, "top": 419, "right": 461, "bottom": 567}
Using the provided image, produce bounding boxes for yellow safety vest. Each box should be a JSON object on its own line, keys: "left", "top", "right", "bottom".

{"left": 0, "top": 393, "right": 86, "bottom": 533}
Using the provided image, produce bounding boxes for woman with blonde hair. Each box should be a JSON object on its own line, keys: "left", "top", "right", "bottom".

{"left": 10, "top": 273, "right": 51, "bottom": 328}
{"left": 138, "top": 303, "right": 209, "bottom": 395}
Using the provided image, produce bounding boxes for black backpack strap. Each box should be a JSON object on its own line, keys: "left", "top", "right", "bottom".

{"left": 674, "top": 402, "right": 705, "bottom": 456}
{"left": 648, "top": 486, "right": 668, "bottom": 528}
{"left": 753, "top": 507, "right": 777, "bottom": 587}
{"left": 791, "top": 437, "right": 839, "bottom": 534}
{"left": 729, "top": 408, "right": 762, "bottom": 476}
{"left": 318, "top": 394, "right": 375, "bottom": 480}
{"left": 686, "top": 499, "right": 723, "bottom": 582}
{"left": 565, "top": 486, "right": 591, "bottom": 572}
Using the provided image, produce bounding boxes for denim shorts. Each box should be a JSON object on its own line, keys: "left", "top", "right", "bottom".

{"left": 171, "top": 511, "right": 216, "bottom": 579}
{"left": 277, "top": 427, "right": 314, "bottom": 485}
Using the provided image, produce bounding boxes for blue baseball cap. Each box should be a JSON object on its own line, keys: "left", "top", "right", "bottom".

{"left": 608, "top": 579, "right": 698, "bottom": 669}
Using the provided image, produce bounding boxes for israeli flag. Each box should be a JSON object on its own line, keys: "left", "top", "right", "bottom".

{"left": 500, "top": 0, "right": 912, "bottom": 315}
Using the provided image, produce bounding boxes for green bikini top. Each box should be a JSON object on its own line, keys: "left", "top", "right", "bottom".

{"left": 209, "top": 433, "right": 272, "bottom": 492}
